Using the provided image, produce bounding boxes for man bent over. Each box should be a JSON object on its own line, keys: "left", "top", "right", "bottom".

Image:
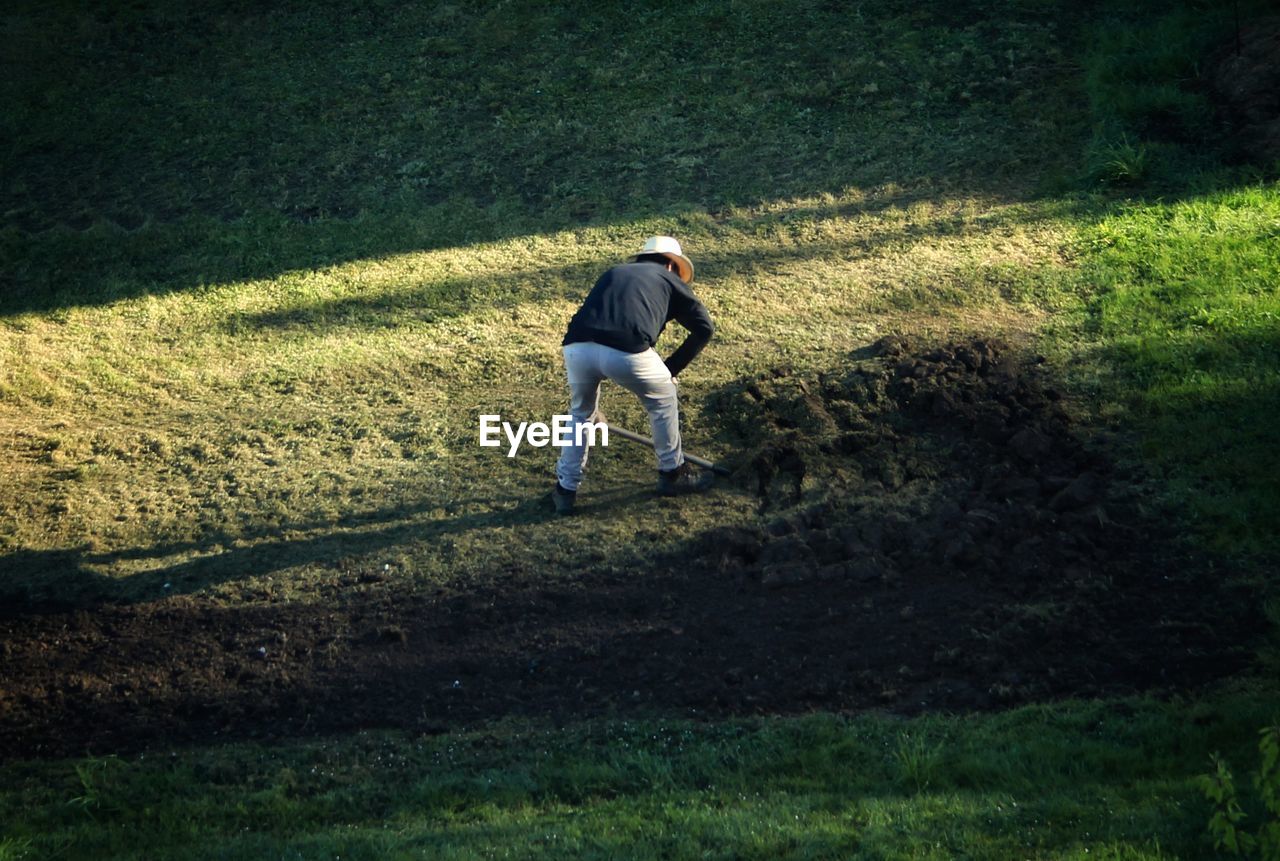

{"left": 552, "top": 236, "right": 715, "bottom": 514}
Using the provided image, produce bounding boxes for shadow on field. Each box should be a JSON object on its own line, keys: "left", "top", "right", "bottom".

{"left": 1088, "top": 326, "right": 1280, "bottom": 551}
{"left": 0, "top": 479, "right": 665, "bottom": 614}
{"left": 0, "top": 497, "right": 536, "bottom": 612}
{"left": 0, "top": 336, "right": 1263, "bottom": 760}
{"left": 222, "top": 257, "right": 605, "bottom": 334}
{"left": 1, "top": 0, "right": 1096, "bottom": 316}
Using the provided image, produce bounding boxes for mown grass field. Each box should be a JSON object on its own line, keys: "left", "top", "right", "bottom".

{"left": 2, "top": 0, "right": 1278, "bottom": 858}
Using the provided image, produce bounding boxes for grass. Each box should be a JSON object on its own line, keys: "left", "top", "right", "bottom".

{"left": 3, "top": 3, "right": 1079, "bottom": 600}
{"left": 1, "top": 0, "right": 1077, "bottom": 311}
{"left": 1065, "top": 186, "right": 1280, "bottom": 555}
{"left": 2, "top": 0, "right": 1279, "bottom": 857}
{"left": 0, "top": 197, "right": 1074, "bottom": 608}
{"left": 1044, "top": 0, "right": 1280, "bottom": 556}
{"left": 1081, "top": 0, "right": 1237, "bottom": 187}
{"left": 3, "top": 691, "right": 1278, "bottom": 860}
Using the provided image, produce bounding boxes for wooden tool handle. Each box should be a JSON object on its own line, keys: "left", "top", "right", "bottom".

{"left": 605, "top": 424, "right": 730, "bottom": 475}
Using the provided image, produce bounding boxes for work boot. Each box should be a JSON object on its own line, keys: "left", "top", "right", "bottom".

{"left": 656, "top": 462, "right": 714, "bottom": 496}
{"left": 550, "top": 482, "right": 576, "bottom": 515}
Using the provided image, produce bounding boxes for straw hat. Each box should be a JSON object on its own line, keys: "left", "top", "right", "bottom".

{"left": 631, "top": 235, "right": 694, "bottom": 284}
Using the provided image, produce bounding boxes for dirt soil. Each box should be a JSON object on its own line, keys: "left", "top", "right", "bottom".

{"left": 1210, "top": 15, "right": 1280, "bottom": 165}
{"left": 0, "top": 338, "right": 1264, "bottom": 760}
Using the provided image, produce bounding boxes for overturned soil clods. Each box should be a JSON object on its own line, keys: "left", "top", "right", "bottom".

{"left": 708, "top": 335, "right": 1124, "bottom": 590}
{"left": 0, "top": 337, "right": 1264, "bottom": 760}
{"left": 688, "top": 335, "right": 1260, "bottom": 702}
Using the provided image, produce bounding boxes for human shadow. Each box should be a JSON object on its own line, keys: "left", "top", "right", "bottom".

{"left": 0, "top": 475, "right": 671, "bottom": 616}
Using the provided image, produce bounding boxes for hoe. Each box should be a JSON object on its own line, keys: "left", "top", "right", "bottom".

{"left": 605, "top": 422, "right": 731, "bottom": 476}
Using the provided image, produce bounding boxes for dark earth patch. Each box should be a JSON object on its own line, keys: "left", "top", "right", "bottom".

{"left": 0, "top": 339, "right": 1263, "bottom": 759}
{"left": 1210, "top": 15, "right": 1280, "bottom": 165}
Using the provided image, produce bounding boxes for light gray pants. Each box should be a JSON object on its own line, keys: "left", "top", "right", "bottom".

{"left": 555, "top": 341, "right": 684, "bottom": 491}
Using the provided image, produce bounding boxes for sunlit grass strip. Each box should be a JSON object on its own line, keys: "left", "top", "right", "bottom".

{"left": 0, "top": 193, "right": 1064, "bottom": 399}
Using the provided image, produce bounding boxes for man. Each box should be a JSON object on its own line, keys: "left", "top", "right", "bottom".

{"left": 552, "top": 236, "right": 715, "bottom": 515}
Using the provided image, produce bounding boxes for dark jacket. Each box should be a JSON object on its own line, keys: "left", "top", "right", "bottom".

{"left": 562, "top": 262, "right": 714, "bottom": 377}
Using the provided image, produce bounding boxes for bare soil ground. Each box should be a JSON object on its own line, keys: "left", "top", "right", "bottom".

{"left": 1211, "top": 15, "right": 1280, "bottom": 164}
{"left": 0, "top": 339, "right": 1263, "bottom": 760}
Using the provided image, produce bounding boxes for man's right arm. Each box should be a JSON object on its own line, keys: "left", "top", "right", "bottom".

{"left": 664, "top": 300, "right": 714, "bottom": 378}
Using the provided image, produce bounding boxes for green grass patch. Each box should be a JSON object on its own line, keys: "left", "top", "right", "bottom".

{"left": 1078, "top": 0, "right": 1270, "bottom": 187}
{"left": 3, "top": 692, "right": 1277, "bottom": 860}
{"left": 1079, "top": 184, "right": 1280, "bottom": 554}
{"left": 1041, "top": 1, "right": 1280, "bottom": 556}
